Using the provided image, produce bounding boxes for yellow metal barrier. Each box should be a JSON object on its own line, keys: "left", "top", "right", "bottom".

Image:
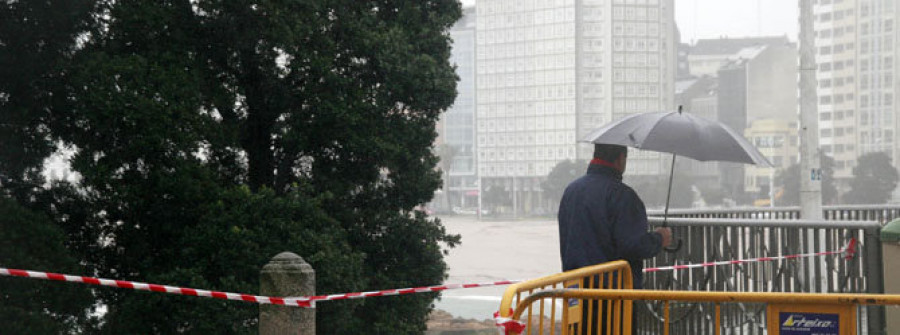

{"left": 500, "top": 261, "right": 900, "bottom": 334}
{"left": 498, "top": 260, "right": 634, "bottom": 335}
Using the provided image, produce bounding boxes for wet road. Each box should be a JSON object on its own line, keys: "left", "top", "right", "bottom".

{"left": 435, "top": 215, "right": 560, "bottom": 320}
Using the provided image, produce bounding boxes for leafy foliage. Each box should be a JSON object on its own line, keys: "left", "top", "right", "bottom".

{"left": 774, "top": 151, "right": 837, "bottom": 205}
{"left": 3, "top": 0, "right": 462, "bottom": 333}
{"left": 542, "top": 159, "right": 587, "bottom": 208}
{"left": 0, "top": 197, "right": 99, "bottom": 333}
{"left": 0, "top": 0, "right": 96, "bottom": 190}
{"left": 93, "top": 186, "right": 366, "bottom": 334}
{"left": 436, "top": 143, "right": 460, "bottom": 210}
{"left": 844, "top": 152, "right": 899, "bottom": 204}
{"left": 0, "top": 1, "right": 98, "bottom": 331}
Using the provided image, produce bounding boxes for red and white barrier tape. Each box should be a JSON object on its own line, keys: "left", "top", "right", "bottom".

{"left": 644, "top": 238, "right": 857, "bottom": 273}
{"left": 1, "top": 238, "right": 859, "bottom": 310}
{"left": 0, "top": 267, "right": 518, "bottom": 308}
{"left": 282, "top": 280, "right": 522, "bottom": 304}
{"left": 0, "top": 268, "right": 314, "bottom": 307}
{"left": 494, "top": 309, "right": 527, "bottom": 335}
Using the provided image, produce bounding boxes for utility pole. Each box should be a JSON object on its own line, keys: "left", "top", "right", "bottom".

{"left": 799, "top": 0, "right": 827, "bottom": 300}
{"left": 574, "top": 0, "right": 584, "bottom": 161}
{"left": 799, "top": 0, "right": 823, "bottom": 221}
{"left": 512, "top": 175, "right": 518, "bottom": 219}
{"left": 477, "top": 177, "right": 483, "bottom": 220}
{"left": 769, "top": 170, "right": 775, "bottom": 207}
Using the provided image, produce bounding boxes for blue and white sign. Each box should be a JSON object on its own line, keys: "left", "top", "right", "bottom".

{"left": 566, "top": 284, "right": 580, "bottom": 307}
{"left": 779, "top": 312, "right": 839, "bottom": 335}
{"left": 810, "top": 168, "right": 822, "bottom": 181}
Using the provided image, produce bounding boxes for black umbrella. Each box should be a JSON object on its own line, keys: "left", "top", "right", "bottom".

{"left": 581, "top": 108, "right": 772, "bottom": 250}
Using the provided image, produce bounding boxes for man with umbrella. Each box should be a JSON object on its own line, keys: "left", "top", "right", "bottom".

{"left": 560, "top": 109, "right": 771, "bottom": 334}
{"left": 561, "top": 108, "right": 770, "bottom": 279}
{"left": 558, "top": 143, "right": 671, "bottom": 335}
{"left": 558, "top": 143, "right": 672, "bottom": 283}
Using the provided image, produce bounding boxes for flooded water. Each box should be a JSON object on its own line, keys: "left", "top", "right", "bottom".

{"left": 435, "top": 215, "right": 561, "bottom": 321}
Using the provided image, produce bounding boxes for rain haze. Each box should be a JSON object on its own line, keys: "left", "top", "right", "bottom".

{"left": 462, "top": 0, "right": 799, "bottom": 42}
{"left": 437, "top": 0, "right": 899, "bottom": 213}
{"left": 433, "top": 0, "right": 900, "bottom": 330}
{"left": 4, "top": 0, "right": 899, "bottom": 333}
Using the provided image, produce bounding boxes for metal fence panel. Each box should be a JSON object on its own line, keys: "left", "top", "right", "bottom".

{"left": 641, "top": 212, "right": 886, "bottom": 334}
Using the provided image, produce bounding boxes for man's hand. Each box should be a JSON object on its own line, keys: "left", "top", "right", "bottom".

{"left": 655, "top": 227, "right": 672, "bottom": 248}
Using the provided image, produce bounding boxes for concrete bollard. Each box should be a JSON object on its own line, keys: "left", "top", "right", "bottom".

{"left": 260, "top": 252, "right": 315, "bottom": 335}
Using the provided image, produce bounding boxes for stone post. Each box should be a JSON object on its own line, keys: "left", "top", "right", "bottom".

{"left": 260, "top": 252, "right": 315, "bottom": 335}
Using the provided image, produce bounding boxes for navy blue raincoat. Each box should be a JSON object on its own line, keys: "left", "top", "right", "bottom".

{"left": 558, "top": 164, "right": 663, "bottom": 289}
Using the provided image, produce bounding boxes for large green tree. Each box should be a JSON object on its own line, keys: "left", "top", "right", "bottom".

{"left": 13, "top": 0, "right": 464, "bottom": 333}
{"left": 0, "top": 0, "right": 95, "bottom": 190}
{"left": 843, "top": 152, "right": 899, "bottom": 204}
{"left": 0, "top": 1, "right": 98, "bottom": 332}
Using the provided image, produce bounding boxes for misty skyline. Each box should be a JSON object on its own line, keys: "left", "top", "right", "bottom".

{"left": 459, "top": 0, "right": 799, "bottom": 43}
{"left": 439, "top": 0, "right": 900, "bottom": 210}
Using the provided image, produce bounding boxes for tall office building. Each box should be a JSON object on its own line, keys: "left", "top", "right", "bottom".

{"left": 476, "top": 0, "right": 675, "bottom": 213}
{"left": 439, "top": 7, "right": 478, "bottom": 209}
{"left": 813, "top": 0, "right": 899, "bottom": 197}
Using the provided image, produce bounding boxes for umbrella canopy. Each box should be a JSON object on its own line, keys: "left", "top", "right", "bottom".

{"left": 580, "top": 110, "right": 772, "bottom": 167}
{"left": 580, "top": 110, "right": 773, "bottom": 248}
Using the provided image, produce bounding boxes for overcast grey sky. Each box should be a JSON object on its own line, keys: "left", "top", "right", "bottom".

{"left": 458, "top": 0, "right": 798, "bottom": 44}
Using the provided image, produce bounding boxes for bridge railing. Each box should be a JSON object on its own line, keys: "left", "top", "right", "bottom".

{"left": 509, "top": 289, "right": 900, "bottom": 335}
{"left": 647, "top": 204, "right": 900, "bottom": 223}
{"left": 497, "top": 260, "right": 635, "bottom": 335}
{"left": 642, "top": 215, "right": 884, "bottom": 334}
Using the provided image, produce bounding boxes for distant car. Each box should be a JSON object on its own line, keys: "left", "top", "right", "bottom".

{"left": 452, "top": 207, "right": 489, "bottom": 215}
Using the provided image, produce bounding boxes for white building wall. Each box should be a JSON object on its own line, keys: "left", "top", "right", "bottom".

{"left": 813, "top": 0, "right": 899, "bottom": 201}
{"left": 475, "top": 0, "right": 675, "bottom": 184}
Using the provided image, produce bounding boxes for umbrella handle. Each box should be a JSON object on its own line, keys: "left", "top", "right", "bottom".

{"left": 664, "top": 238, "right": 683, "bottom": 253}
{"left": 662, "top": 154, "right": 676, "bottom": 227}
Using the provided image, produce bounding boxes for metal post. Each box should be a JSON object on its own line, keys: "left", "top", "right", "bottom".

{"left": 477, "top": 176, "right": 483, "bottom": 220}
{"left": 799, "top": 0, "right": 825, "bottom": 299}
{"left": 769, "top": 169, "right": 775, "bottom": 208}
{"left": 798, "top": 0, "right": 823, "bottom": 221}
{"left": 866, "top": 228, "right": 886, "bottom": 334}
{"left": 260, "top": 252, "right": 315, "bottom": 335}
{"left": 512, "top": 175, "right": 518, "bottom": 219}
{"left": 574, "top": 0, "right": 584, "bottom": 160}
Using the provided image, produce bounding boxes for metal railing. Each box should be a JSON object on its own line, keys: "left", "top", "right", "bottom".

{"left": 508, "top": 288, "right": 900, "bottom": 335}
{"left": 642, "top": 216, "right": 884, "bottom": 334}
{"left": 821, "top": 205, "right": 900, "bottom": 223}
{"left": 647, "top": 204, "right": 900, "bottom": 223}
{"left": 498, "top": 260, "right": 635, "bottom": 335}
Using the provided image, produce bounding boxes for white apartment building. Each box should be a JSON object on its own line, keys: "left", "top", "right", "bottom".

{"left": 813, "top": 0, "right": 899, "bottom": 198}
{"left": 440, "top": 7, "right": 478, "bottom": 209}
{"left": 476, "top": 0, "right": 675, "bottom": 213}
